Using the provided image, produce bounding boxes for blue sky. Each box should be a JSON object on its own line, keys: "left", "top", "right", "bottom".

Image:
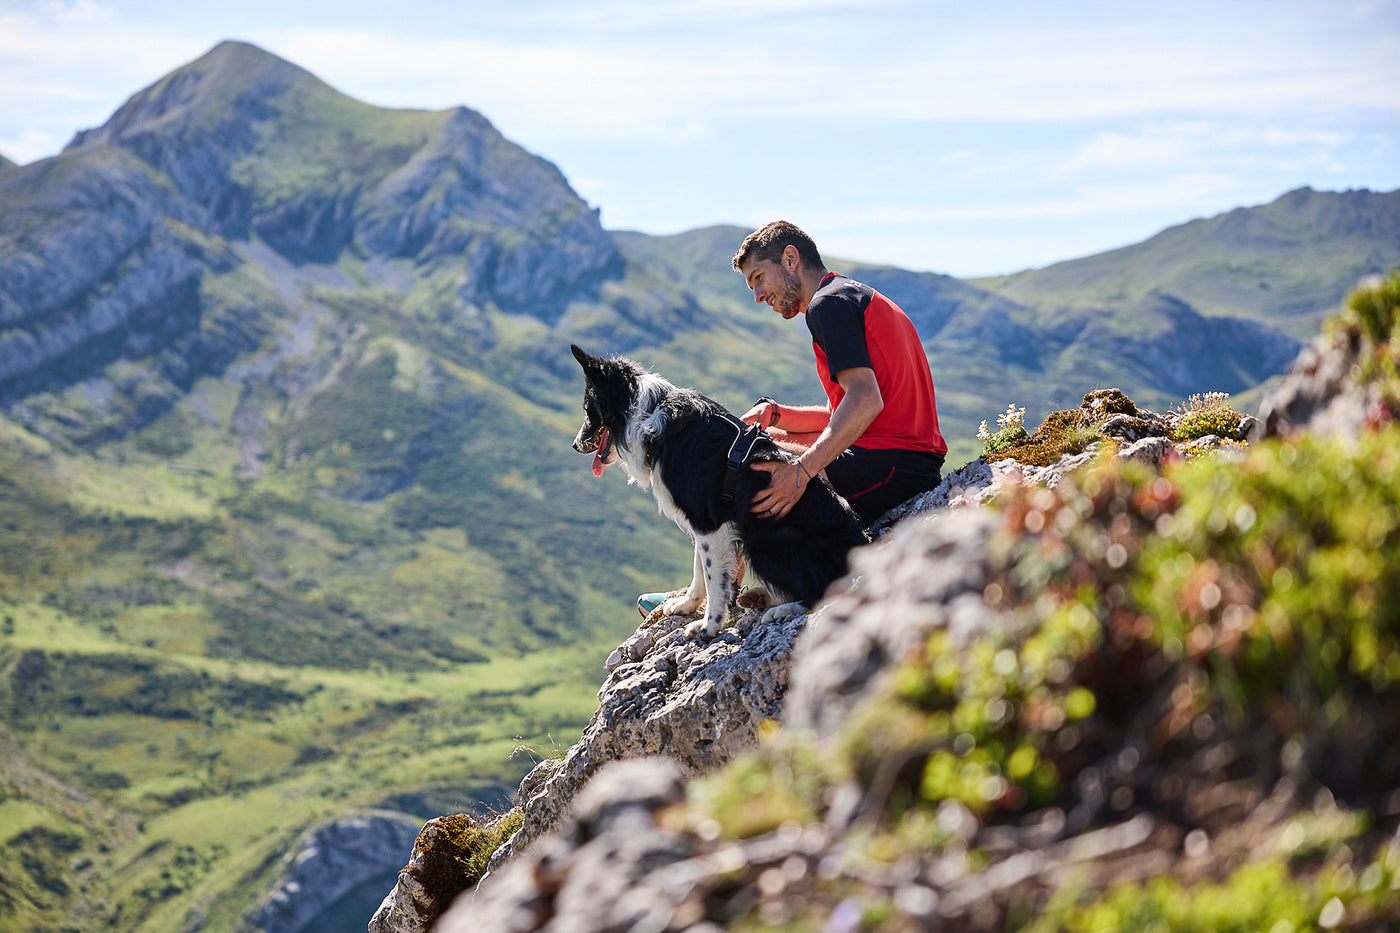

{"left": 2, "top": 0, "right": 1397, "bottom": 277}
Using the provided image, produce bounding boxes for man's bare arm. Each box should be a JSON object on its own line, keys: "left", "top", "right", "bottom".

{"left": 748, "top": 367, "right": 882, "bottom": 519}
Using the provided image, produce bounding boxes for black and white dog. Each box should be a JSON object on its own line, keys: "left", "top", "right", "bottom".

{"left": 569, "top": 345, "right": 869, "bottom": 637}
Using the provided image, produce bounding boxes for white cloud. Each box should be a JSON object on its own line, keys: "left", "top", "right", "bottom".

{"left": 0, "top": 128, "right": 64, "bottom": 163}
{"left": 0, "top": 8, "right": 212, "bottom": 160}
{"left": 249, "top": 3, "right": 1400, "bottom": 148}
{"left": 271, "top": 28, "right": 748, "bottom": 144}
{"left": 1064, "top": 122, "right": 1356, "bottom": 173}
{"left": 790, "top": 173, "right": 1239, "bottom": 232}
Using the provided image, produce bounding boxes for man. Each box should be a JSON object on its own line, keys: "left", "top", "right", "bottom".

{"left": 636, "top": 221, "right": 946, "bottom": 616}
{"left": 734, "top": 220, "right": 946, "bottom": 526}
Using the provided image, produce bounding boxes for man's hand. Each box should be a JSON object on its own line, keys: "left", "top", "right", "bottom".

{"left": 748, "top": 459, "right": 808, "bottom": 519}
{"left": 741, "top": 399, "right": 779, "bottom": 430}
{"left": 745, "top": 368, "right": 881, "bottom": 520}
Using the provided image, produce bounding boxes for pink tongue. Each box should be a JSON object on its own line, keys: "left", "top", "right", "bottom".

{"left": 591, "top": 428, "right": 610, "bottom": 477}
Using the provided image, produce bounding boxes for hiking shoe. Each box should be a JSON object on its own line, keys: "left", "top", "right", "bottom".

{"left": 638, "top": 591, "right": 677, "bottom": 617}
{"left": 637, "top": 591, "right": 668, "bottom": 616}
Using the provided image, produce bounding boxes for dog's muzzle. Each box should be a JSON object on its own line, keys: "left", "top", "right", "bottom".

{"left": 576, "top": 427, "right": 611, "bottom": 476}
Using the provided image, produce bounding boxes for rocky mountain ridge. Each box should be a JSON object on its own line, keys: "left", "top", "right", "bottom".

{"left": 1, "top": 40, "right": 626, "bottom": 445}
{"left": 3, "top": 39, "right": 1395, "bottom": 465}
{"left": 980, "top": 185, "right": 1400, "bottom": 336}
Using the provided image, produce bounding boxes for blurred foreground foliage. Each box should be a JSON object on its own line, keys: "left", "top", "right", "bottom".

{"left": 696, "top": 416, "right": 1400, "bottom": 929}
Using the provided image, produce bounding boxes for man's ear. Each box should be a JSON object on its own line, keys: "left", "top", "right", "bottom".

{"left": 782, "top": 244, "right": 801, "bottom": 273}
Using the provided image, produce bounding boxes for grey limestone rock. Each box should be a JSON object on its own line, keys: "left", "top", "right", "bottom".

{"left": 438, "top": 759, "right": 695, "bottom": 933}
{"left": 786, "top": 507, "right": 1003, "bottom": 738}
{"left": 246, "top": 811, "right": 421, "bottom": 933}
{"left": 369, "top": 813, "right": 489, "bottom": 933}
{"left": 1114, "top": 434, "right": 1176, "bottom": 465}
{"left": 1254, "top": 323, "right": 1389, "bottom": 439}
{"left": 484, "top": 603, "right": 810, "bottom": 874}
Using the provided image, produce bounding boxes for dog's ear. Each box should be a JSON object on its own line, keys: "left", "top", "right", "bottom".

{"left": 571, "top": 345, "right": 600, "bottom": 379}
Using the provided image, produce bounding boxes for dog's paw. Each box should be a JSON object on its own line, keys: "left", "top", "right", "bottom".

{"left": 684, "top": 615, "right": 722, "bottom": 639}
{"left": 736, "top": 586, "right": 775, "bottom": 611}
{"left": 760, "top": 601, "right": 808, "bottom": 624}
{"left": 661, "top": 593, "right": 704, "bottom": 617}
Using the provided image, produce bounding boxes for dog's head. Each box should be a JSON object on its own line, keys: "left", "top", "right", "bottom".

{"left": 570, "top": 345, "right": 645, "bottom": 477}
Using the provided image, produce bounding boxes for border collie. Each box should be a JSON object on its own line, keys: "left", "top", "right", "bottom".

{"left": 569, "top": 345, "right": 869, "bottom": 637}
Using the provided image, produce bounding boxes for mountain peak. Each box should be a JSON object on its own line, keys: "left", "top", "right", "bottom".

{"left": 65, "top": 40, "right": 333, "bottom": 153}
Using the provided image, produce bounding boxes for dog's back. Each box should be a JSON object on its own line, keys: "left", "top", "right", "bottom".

{"left": 646, "top": 402, "right": 868, "bottom": 607}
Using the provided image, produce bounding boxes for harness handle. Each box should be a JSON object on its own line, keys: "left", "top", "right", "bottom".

{"left": 720, "top": 415, "right": 768, "bottom": 508}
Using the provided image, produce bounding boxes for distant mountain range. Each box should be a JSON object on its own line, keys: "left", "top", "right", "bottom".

{"left": 0, "top": 39, "right": 1397, "bottom": 933}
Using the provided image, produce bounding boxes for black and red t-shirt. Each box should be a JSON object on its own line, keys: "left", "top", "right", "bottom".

{"left": 805, "top": 273, "right": 947, "bottom": 456}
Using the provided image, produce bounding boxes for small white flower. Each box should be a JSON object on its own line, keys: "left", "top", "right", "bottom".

{"left": 977, "top": 420, "right": 990, "bottom": 441}
{"left": 1187, "top": 392, "right": 1230, "bottom": 411}
{"left": 996, "top": 403, "right": 1026, "bottom": 431}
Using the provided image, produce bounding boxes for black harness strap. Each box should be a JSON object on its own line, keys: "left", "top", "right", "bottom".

{"left": 720, "top": 415, "right": 768, "bottom": 509}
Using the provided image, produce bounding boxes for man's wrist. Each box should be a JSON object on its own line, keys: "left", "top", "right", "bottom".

{"left": 755, "top": 396, "right": 780, "bottom": 429}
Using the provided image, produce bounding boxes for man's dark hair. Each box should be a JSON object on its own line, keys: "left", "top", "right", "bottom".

{"left": 732, "top": 221, "right": 825, "bottom": 273}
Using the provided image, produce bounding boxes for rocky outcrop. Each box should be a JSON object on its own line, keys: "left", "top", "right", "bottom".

{"left": 363, "top": 427, "right": 1241, "bottom": 933}
{"left": 246, "top": 811, "right": 421, "bottom": 933}
{"left": 785, "top": 507, "right": 1001, "bottom": 741}
{"left": 1254, "top": 278, "right": 1398, "bottom": 438}
{"left": 366, "top": 607, "right": 810, "bottom": 933}
{"left": 366, "top": 814, "right": 493, "bottom": 933}
{"left": 442, "top": 759, "right": 698, "bottom": 933}
{"left": 354, "top": 106, "right": 623, "bottom": 321}
{"left": 0, "top": 146, "right": 269, "bottom": 422}
{"left": 488, "top": 604, "right": 812, "bottom": 871}
{"left": 0, "top": 149, "right": 204, "bottom": 333}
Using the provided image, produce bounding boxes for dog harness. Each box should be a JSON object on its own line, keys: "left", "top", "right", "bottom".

{"left": 719, "top": 415, "right": 768, "bottom": 509}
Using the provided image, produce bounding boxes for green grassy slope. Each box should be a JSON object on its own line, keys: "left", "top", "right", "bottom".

{"left": 0, "top": 251, "right": 706, "bottom": 933}
{"left": 976, "top": 186, "right": 1400, "bottom": 337}
{"left": 0, "top": 342, "right": 693, "bottom": 931}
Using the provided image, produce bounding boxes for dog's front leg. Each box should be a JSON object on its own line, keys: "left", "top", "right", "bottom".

{"left": 685, "top": 527, "right": 739, "bottom": 638}
{"left": 659, "top": 539, "right": 706, "bottom": 618}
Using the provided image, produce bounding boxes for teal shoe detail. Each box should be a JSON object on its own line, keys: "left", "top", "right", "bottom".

{"left": 637, "top": 591, "right": 673, "bottom": 617}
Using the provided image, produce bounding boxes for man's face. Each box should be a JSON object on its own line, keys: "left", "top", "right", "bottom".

{"left": 742, "top": 256, "right": 803, "bottom": 319}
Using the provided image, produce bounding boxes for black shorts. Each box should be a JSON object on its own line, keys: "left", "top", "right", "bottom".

{"left": 824, "top": 446, "right": 945, "bottom": 526}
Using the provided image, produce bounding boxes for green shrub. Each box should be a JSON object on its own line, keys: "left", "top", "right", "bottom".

{"left": 983, "top": 390, "right": 1144, "bottom": 466}
{"left": 979, "top": 404, "right": 1030, "bottom": 458}
{"left": 1134, "top": 430, "right": 1400, "bottom": 743}
{"left": 1328, "top": 269, "right": 1400, "bottom": 418}
{"left": 1336, "top": 269, "right": 1400, "bottom": 346}
{"left": 1170, "top": 392, "right": 1247, "bottom": 442}
{"left": 463, "top": 808, "right": 525, "bottom": 879}
{"left": 691, "top": 726, "right": 839, "bottom": 839}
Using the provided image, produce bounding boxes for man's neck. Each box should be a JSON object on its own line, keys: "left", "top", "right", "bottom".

{"left": 797, "top": 266, "right": 831, "bottom": 314}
